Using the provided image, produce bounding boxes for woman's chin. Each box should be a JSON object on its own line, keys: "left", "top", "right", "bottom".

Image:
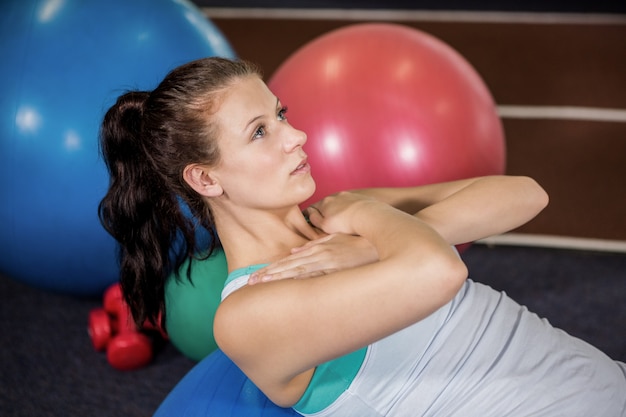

{"left": 296, "top": 180, "right": 316, "bottom": 206}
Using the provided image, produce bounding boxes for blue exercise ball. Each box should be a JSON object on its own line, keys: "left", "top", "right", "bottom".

{"left": 154, "top": 349, "right": 300, "bottom": 417}
{"left": 0, "top": 0, "right": 235, "bottom": 295}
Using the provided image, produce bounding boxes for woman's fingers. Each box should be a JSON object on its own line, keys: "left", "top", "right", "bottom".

{"left": 248, "top": 237, "right": 332, "bottom": 284}
{"left": 248, "top": 234, "right": 378, "bottom": 285}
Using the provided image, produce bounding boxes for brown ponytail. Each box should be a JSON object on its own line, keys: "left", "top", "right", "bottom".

{"left": 98, "top": 57, "right": 261, "bottom": 327}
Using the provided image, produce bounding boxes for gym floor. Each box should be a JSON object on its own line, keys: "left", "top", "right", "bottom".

{"left": 1, "top": 244, "right": 625, "bottom": 417}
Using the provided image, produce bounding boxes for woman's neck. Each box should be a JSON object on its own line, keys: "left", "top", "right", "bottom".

{"left": 212, "top": 204, "right": 323, "bottom": 272}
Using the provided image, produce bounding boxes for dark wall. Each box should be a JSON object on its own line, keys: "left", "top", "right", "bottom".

{"left": 192, "top": 1, "right": 626, "bottom": 14}
{"left": 205, "top": 13, "right": 626, "bottom": 241}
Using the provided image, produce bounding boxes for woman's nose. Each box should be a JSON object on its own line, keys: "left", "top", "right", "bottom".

{"left": 284, "top": 125, "right": 307, "bottom": 151}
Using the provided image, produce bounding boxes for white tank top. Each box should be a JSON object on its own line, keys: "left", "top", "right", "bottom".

{"left": 222, "top": 266, "right": 626, "bottom": 416}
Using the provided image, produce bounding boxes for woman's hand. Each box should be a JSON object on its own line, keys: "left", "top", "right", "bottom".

{"left": 248, "top": 233, "right": 378, "bottom": 284}
{"left": 248, "top": 192, "right": 382, "bottom": 285}
{"left": 305, "top": 191, "right": 380, "bottom": 235}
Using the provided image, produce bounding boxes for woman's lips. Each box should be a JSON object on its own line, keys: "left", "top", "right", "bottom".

{"left": 291, "top": 159, "right": 310, "bottom": 175}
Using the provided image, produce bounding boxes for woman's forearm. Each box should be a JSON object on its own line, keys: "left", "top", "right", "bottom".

{"left": 416, "top": 176, "right": 548, "bottom": 244}
{"left": 355, "top": 176, "right": 549, "bottom": 245}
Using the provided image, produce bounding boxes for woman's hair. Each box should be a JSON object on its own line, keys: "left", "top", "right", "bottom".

{"left": 98, "top": 57, "right": 261, "bottom": 327}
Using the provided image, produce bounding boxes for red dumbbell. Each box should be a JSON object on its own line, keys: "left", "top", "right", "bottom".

{"left": 101, "top": 284, "right": 168, "bottom": 340}
{"left": 88, "top": 308, "right": 112, "bottom": 351}
{"left": 88, "top": 284, "right": 153, "bottom": 371}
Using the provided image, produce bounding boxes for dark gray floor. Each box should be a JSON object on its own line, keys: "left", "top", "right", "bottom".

{"left": 1, "top": 244, "right": 625, "bottom": 417}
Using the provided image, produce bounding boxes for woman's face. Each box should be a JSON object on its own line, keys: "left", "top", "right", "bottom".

{"left": 209, "top": 76, "right": 315, "bottom": 212}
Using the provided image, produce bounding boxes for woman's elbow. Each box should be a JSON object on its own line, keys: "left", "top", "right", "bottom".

{"left": 535, "top": 182, "right": 550, "bottom": 212}
{"left": 442, "top": 253, "right": 469, "bottom": 297}
{"left": 419, "top": 247, "right": 468, "bottom": 303}
{"left": 519, "top": 176, "right": 550, "bottom": 214}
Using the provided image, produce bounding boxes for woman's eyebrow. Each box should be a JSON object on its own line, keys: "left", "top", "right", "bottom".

{"left": 243, "top": 97, "right": 280, "bottom": 133}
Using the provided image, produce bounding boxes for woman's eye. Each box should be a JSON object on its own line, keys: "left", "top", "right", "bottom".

{"left": 278, "top": 106, "right": 288, "bottom": 121}
{"left": 253, "top": 126, "right": 266, "bottom": 140}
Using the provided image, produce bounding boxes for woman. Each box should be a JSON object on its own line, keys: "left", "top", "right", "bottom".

{"left": 99, "top": 57, "right": 626, "bottom": 416}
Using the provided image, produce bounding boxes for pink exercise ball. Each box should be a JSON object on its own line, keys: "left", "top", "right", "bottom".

{"left": 268, "top": 23, "right": 505, "bottom": 206}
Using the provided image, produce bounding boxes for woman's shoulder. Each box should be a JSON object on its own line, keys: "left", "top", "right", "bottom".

{"left": 213, "top": 273, "right": 317, "bottom": 407}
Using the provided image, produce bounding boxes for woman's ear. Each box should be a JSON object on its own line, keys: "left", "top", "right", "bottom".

{"left": 183, "top": 164, "right": 223, "bottom": 197}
